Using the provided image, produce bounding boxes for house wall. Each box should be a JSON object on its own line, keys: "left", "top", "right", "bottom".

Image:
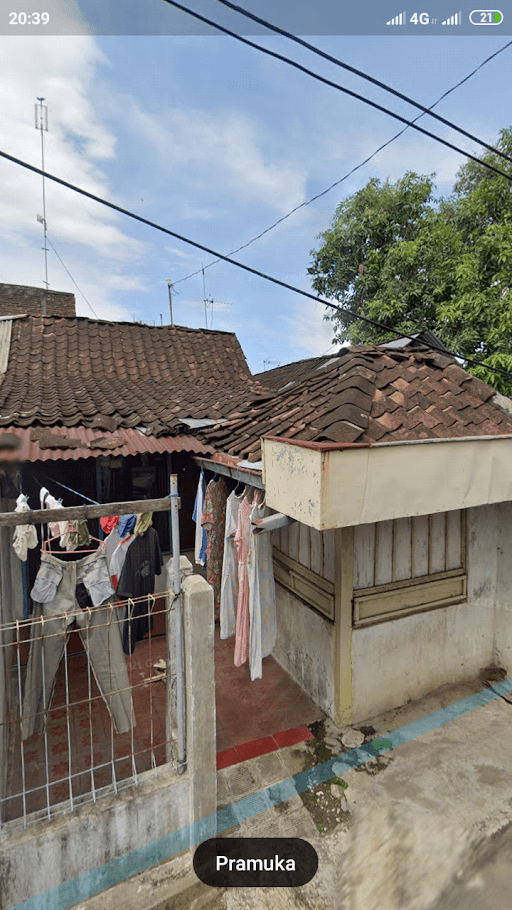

{"left": 272, "top": 523, "right": 336, "bottom": 717}
{"left": 350, "top": 505, "right": 498, "bottom": 722}
{"left": 493, "top": 500, "right": 512, "bottom": 670}
{"left": 0, "top": 283, "right": 76, "bottom": 317}
{"left": 0, "top": 565, "right": 216, "bottom": 908}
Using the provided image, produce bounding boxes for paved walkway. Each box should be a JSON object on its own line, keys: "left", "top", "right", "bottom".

{"left": 73, "top": 675, "right": 512, "bottom": 910}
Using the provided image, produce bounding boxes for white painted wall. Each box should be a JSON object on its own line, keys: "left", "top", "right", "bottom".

{"left": 494, "top": 500, "right": 512, "bottom": 670}
{"left": 351, "top": 505, "right": 498, "bottom": 722}
{"left": 273, "top": 583, "right": 334, "bottom": 718}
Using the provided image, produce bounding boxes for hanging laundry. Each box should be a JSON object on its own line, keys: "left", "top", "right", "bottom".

{"left": 22, "top": 550, "right": 134, "bottom": 739}
{"left": 118, "top": 514, "right": 136, "bottom": 538}
{"left": 202, "top": 477, "right": 228, "bottom": 621}
{"left": 39, "top": 487, "right": 67, "bottom": 541}
{"left": 247, "top": 500, "right": 277, "bottom": 681}
{"left": 134, "top": 511, "right": 152, "bottom": 536}
{"left": 59, "top": 519, "right": 92, "bottom": 551}
{"left": 220, "top": 489, "right": 243, "bottom": 640}
{"left": 12, "top": 493, "right": 38, "bottom": 561}
{"left": 193, "top": 471, "right": 207, "bottom": 567}
{"left": 109, "top": 534, "right": 135, "bottom": 588}
{"left": 116, "top": 527, "right": 163, "bottom": 654}
{"left": 233, "top": 488, "right": 257, "bottom": 667}
{"left": 100, "top": 515, "right": 119, "bottom": 535}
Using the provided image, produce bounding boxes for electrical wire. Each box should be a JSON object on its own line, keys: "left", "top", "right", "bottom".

{"left": 159, "top": 0, "right": 512, "bottom": 183}
{"left": 212, "top": 0, "right": 512, "bottom": 165}
{"left": 46, "top": 235, "right": 100, "bottom": 319}
{"left": 174, "top": 38, "right": 512, "bottom": 287}
{"left": 2, "top": 147, "right": 512, "bottom": 382}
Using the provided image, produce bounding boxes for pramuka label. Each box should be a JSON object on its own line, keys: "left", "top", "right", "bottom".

{"left": 193, "top": 838, "right": 318, "bottom": 888}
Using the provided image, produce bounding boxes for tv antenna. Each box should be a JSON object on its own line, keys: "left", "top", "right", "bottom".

{"left": 35, "top": 98, "right": 49, "bottom": 305}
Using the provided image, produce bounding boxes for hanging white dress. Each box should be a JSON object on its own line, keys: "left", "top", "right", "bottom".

{"left": 247, "top": 500, "right": 277, "bottom": 681}
{"left": 219, "top": 490, "right": 242, "bottom": 640}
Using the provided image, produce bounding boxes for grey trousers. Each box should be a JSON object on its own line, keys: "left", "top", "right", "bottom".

{"left": 22, "top": 551, "right": 135, "bottom": 740}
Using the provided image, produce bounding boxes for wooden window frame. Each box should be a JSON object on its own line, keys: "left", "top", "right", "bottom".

{"left": 273, "top": 547, "right": 335, "bottom": 622}
{"left": 353, "top": 512, "right": 467, "bottom": 627}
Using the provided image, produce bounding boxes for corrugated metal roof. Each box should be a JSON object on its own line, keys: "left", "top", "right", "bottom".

{"left": 0, "top": 426, "right": 214, "bottom": 463}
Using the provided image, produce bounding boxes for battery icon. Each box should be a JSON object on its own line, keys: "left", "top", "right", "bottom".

{"left": 469, "top": 9, "right": 503, "bottom": 24}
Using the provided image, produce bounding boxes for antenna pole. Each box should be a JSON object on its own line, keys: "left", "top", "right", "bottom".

{"left": 35, "top": 98, "right": 49, "bottom": 309}
{"left": 167, "top": 280, "right": 174, "bottom": 325}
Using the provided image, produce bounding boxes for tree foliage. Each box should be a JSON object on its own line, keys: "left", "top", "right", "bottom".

{"left": 308, "top": 128, "right": 512, "bottom": 393}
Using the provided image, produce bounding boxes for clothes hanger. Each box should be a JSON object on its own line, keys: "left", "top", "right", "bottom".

{"left": 41, "top": 535, "right": 105, "bottom": 554}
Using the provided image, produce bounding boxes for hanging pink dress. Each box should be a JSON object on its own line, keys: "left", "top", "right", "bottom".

{"left": 234, "top": 491, "right": 257, "bottom": 666}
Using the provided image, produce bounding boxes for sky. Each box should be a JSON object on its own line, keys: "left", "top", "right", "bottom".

{"left": 0, "top": 0, "right": 511, "bottom": 373}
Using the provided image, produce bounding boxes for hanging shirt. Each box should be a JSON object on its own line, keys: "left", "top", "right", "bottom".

{"left": 202, "top": 478, "right": 228, "bottom": 621}
{"left": 234, "top": 490, "right": 257, "bottom": 667}
{"left": 220, "top": 490, "right": 243, "bottom": 640}
{"left": 118, "top": 514, "right": 136, "bottom": 539}
{"left": 193, "top": 471, "right": 207, "bottom": 567}
{"left": 108, "top": 533, "right": 135, "bottom": 588}
{"left": 116, "top": 527, "right": 163, "bottom": 654}
{"left": 12, "top": 494, "right": 38, "bottom": 561}
{"left": 247, "top": 501, "right": 277, "bottom": 681}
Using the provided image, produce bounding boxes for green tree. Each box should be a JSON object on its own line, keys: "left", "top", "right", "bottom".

{"left": 308, "top": 128, "right": 512, "bottom": 393}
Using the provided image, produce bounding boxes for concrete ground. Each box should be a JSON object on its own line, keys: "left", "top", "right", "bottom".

{"left": 73, "top": 675, "right": 512, "bottom": 910}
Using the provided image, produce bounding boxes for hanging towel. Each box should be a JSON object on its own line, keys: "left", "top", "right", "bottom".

{"left": 233, "top": 489, "right": 257, "bottom": 666}
{"left": 100, "top": 515, "right": 119, "bottom": 535}
{"left": 193, "top": 471, "right": 207, "bottom": 566}
{"left": 247, "top": 500, "right": 277, "bottom": 681}
{"left": 134, "top": 512, "right": 152, "bottom": 537}
{"left": 220, "top": 490, "right": 243, "bottom": 640}
{"left": 12, "top": 494, "right": 38, "bottom": 561}
{"left": 118, "top": 514, "right": 136, "bottom": 538}
{"left": 202, "top": 477, "right": 228, "bottom": 621}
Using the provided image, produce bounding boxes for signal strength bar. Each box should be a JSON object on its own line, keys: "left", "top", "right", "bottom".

{"left": 442, "top": 10, "right": 462, "bottom": 23}
{"left": 386, "top": 10, "right": 406, "bottom": 24}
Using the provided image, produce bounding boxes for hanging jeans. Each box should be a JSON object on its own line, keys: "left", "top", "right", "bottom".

{"left": 22, "top": 551, "right": 134, "bottom": 740}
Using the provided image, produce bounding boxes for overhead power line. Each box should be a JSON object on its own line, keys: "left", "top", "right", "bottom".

{"left": 212, "top": 0, "right": 512, "bottom": 166}
{"left": 174, "top": 39, "right": 512, "bottom": 287}
{"left": 2, "top": 147, "right": 512, "bottom": 382}
{"left": 159, "top": 0, "right": 512, "bottom": 184}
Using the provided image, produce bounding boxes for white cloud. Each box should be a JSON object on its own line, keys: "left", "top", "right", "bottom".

{"left": 128, "top": 102, "right": 308, "bottom": 216}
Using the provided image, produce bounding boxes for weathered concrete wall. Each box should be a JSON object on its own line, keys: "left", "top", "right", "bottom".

{"left": 351, "top": 505, "right": 498, "bottom": 722}
{"left": 493, "top": 500, "right": 512, "bottom": 671}
{"left": 273, "top": 582, "right": 334, "bottom": 718}
{"left": 0, "top": 561, "right": 216, "bottom": 908}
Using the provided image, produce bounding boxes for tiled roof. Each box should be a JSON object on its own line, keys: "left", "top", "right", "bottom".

{"left": 206, "top": 345, "right": 512, "bottom": 460}
{"left": 0, "top": 316, "right": 272, "bottom": 434}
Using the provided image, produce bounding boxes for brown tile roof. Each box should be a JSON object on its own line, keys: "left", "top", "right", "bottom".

{"left": 0, "top": 316, "right": 273, "bottom": 434}
{"left": 205, "top": 345, "right": 512, "bottom": 460}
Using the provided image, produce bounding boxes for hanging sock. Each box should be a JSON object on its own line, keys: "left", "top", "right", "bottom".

{"left": 12, "top": 494, "right": 38, "bottom": 561}
{"left": 134, "top": 512, "right": 153, "bottom": 537}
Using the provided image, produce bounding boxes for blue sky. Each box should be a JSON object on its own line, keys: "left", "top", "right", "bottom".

{"left": 0, "top": 1, "right": 511, "bottom": 373}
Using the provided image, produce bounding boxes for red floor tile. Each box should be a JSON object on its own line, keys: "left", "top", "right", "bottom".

{"left": 216, "top": 748, "right": 240, "bottom": 770}
{"left": 235, "top": 735, "right": 279, "bottom": 763}
{"left": 272, "top": 726, "right": 314, "bottom": 748}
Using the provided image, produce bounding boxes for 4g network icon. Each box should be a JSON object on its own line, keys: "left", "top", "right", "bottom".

{"left": 386, "top": 10, "right": 439, "bottom": 24}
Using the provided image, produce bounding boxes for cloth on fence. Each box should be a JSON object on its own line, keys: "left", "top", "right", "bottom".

{"left": 219, "top": 490, "right": 243, "bottom": 640}
{"left": 247, "top": 500, "right": 277, "bottom": 681}
{"left": 116, "top": 527, "right": 163, "bottom": 654}
{"left": 40, "top": 487, "right": 67, "bottom": 540}
{"left": 100, "top": 515, "right": 119, "bottom": 535}
{"left": 118, "top": 514, "right": 136, "bottom": 539}
{"left": 59, "top": 519, "right": 91, "bottom": 551}
{"left": 134, "top": 511, "right": 152, "bottom": 537}
{"left": 193, "top": 471, "right": 207, "bottom": 567}
{"left": 105, "top": 530, "right": 135, "bottom": 588}
{"left": 202, "top": 477, "right": 228, "bottom": 621}
{"left": 233, "top": 489, "right": 257, "bottom": 666}
{"left": 12, "top": 493, "right": 38, "bottom": 561}
{"left": 22, "top": 550, "right": 134, "bottom": 740}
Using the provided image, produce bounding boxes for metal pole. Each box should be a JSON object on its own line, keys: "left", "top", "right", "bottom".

{"left": 169, "top": 473, "right": 186, "bottom": 773}
{"left": 35, "top": 98, "right": 49, "bottom": 305}
{"left": 167, "top": 280, "right": 174, "bottom": 325}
